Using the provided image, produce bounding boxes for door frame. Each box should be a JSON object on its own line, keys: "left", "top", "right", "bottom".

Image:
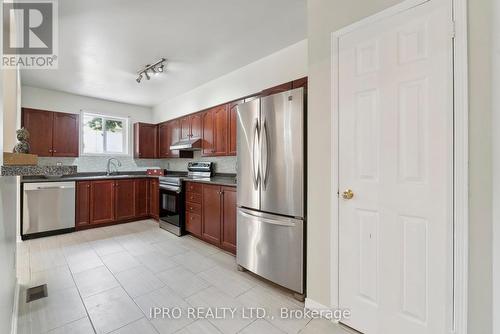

{"left": 329, "top": 0, "right": 468, "bottom": 333}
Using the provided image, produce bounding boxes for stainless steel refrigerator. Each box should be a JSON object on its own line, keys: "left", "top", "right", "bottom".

{"left": 236, "top": 87, "right": 305, "bottom": 297}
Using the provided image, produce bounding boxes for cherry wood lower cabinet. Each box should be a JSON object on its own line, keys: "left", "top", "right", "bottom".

{"left": 185, "top": 182, "right": 237, "bottom": 254}
{"left": 76, "top": 177, "right": 158, "bottom": 229}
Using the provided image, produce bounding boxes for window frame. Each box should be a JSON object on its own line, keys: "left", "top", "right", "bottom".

{"left": 79, "top": 111, "right": 130, "bottom": 157}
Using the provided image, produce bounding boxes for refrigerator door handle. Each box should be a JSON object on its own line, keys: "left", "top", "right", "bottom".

{"left": 261, "top": 118, "right": 270, "bottom": 190}
{"left": 238, "top": 208, "right": 297, "bottom": 227}
{"left": 252, "top": 119, "right": 260, "bottom": 190}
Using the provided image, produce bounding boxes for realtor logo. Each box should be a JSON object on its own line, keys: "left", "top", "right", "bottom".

{"left": 2, "top": 0, "right": 58, "bottom": 68}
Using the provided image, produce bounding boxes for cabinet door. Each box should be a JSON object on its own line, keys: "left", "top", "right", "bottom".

{"left": 213, "top": 104, "right": 228, "bottom": 156}
{"left": 201, "top": 109, "right": 214, "bottom": 156}
{"left": 135, "top": 179, "right": 149, "bottom": 218}
{"left": 134, "top": 123, "right": 157, "bottom": 158}
{"left": 228, "top": 101, "right": 242, "bottom": 156}
{"left": 52, "top": 112, "right": 79, "bottom": 157}
{"left": 149, "top": 179, "right": 159, "bottom": 220}
{"left": 190, "top": 113, "right": 202, "bottom": 138}
{"left": 186, "top": 212, "right": 202, "bottom": 237}
{"left": 76, "top": 181, "right": 91, "bottom": 227}
{"left": 90, "top": 180, "right": 115, "bottom": 224}
{"left": 22, "top": 108, "right": 53, "bottom": 157}
{"left": 115, "top": 179, "right": 136, "bottom": 221}
{"left": 168, "top": 119, "right": 180, "bottom": 157}
{"left": 202, "top": 184, "right": 221, "bottom": 246}
{"left": 221, "top": 186, "right": 237, "bottom": 254}
{"left": 180, "top": 116, "right": 191, "bottom": 141}
{"left": 292, "top": 77, "right": 308, "bottom": 90}
{"left": 158, "top": 122, "right": 170, "bottom": 158}
{"left": 261, "top": 82, "right": 293, "bottom": 97}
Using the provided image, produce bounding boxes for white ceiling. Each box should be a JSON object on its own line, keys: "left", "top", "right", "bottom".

{"left": 20, "top": 0, "right": 306, "bottom": 107}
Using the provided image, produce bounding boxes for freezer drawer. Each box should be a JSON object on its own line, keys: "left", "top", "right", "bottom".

{"left": 23, "top": 182, "right": 76, "bottom": 236}
{"left": 236, "top": 207, "right": 304, "bottom": 294}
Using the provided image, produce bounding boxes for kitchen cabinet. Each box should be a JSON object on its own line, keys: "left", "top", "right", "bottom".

{"left": 115, "top": 179, "right": 136, "bottom": 221}
{"left": 76, "top": 181, "right": 91, "bottom": 227}
{"left": 261, "top": 82, "right": 293, "bottom": 97}
{"left": 202, "top": 184, "right": 222, "bottom": 245}
{"left": 180, "top": 113, "right": 202, "bottom": 141}
{"left": 22, "top": 108, "right": 79, "bottom": 157}
{"left": 134, "top": 122, "right": 158, "bottom": 159}
{"left": 202, "top": 104, "right": 228, "bottom": 157}
{"left": 149, "top": 178, "right": 159, "bottom": 220}
{"left": 228, "top": 100, "right": 243, "bottom": 156}
{"left": 135, "top": 179, "right": 149, "bottom": 218}
{"left": 221, "top": 186, "right": 237, "bottom": 254}
{"left": 292, "top": 77, "right": 308, "bottom": 91}
{"left": 90, "top": 180, "right": 115, "bottom": 225}
{"left": 185, "top": 181, "right": 202, "bottom": 237}
{"left": 185, "top": 182, "right": 236, "bottom": 254}
{"left": 158, "top": 119, "right": 180, "bottom": 158}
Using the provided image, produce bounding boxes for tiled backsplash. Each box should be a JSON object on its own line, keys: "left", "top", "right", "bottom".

{"left": 39, "top": 152, "right": 237, "bottom": 174}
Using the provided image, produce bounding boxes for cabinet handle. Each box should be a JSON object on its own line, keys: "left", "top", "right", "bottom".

{"left": 49, "top": 149, "right": 52, "bottom": 153}
{"left": 53, "top": 149, "right": 57, "bottom": 153}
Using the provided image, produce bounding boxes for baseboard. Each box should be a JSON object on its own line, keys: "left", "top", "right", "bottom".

{"left": 304, "top": 297, "right": 329, "bottom": 310}
{"left": 11, "top": 280, "right": 19, "bottom": 334}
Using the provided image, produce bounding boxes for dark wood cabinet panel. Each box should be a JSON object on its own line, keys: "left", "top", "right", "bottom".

{"left": 261, "top": 82, "right": 293, "bottom": 97}
{"left": 90, "top": 180, "right": 115, "bottom": 224}
{"left": 180, "top": 116, "right": 191, "bottom": 141}
{"left": 168, "top": 119, "right": 180, "bottom": 157}
{"left": 186, "top": 182, "right": 202, "bottom": 193}
{"left": 149, "top": 178, "right": 159, "bottom": 220}
{"left": 22, "top": 108, "right": 54, "bottom": 157}
{"left": 292, "top": 77, "right": 308, "bottom": 91}
{"left": 115, "top": 179, "right": 136, "bottom": 221}
{"left": 190, "top": 113, "right": 202, "bottom": 138}
{"left": 135, "top": 179, "right": 149, "bottom": 218}
{"left": 157, "top": 122, "right": 170, "bottom": 158}
{"left": 202, "top": 184, "right": 222, "bottom": 246}
{"left": 221, "top": 187, "right": 237, "bottom": 254}
{"left": 213, "top": 105, "right": 228, "bottom": 156}
{"left": 201, "top": 109, "right": 215, "bottom": 156}
{"left": 134, "top": 123, "right": 158, "bottom": 159}
{"left": 52, "top": 112, "right": 79, "bottom": 157}
{"left": 186, "top": 191, "right": 201, "bottom": 204}
{"left": 76, "top": 181, "right": 91, "bottom": 227}
{"left": 228, "top": 100, "right": 242, "bottom": 156}
{"left": 186, "top": 212, "right": 202, "bottom": 237}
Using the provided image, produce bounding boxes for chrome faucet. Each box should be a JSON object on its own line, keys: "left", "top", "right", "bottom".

{"left": 106, "top": 158, "right": 122, "bottom": 175}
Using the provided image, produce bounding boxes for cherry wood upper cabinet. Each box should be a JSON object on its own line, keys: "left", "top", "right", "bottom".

{"left": 202, "top": 184, "right": 222, "bottom": 246}
{"left": 115, "top": 179, "right": 136, "bottom": 221}
{"left": 261, "top": 82, "right": 293, "bottom": 97}
{"left": 52, "top": 112, "right": 79, "bottom": 157}
{"left": 22, "top": 108, "right": 54, "bottom": 156}
{"left": 228, "top": 100, "right": 243, "bottom": 156}
{"left": 22, "top": 108, "right": 79, "bottom": 157}
{"left": 190, "top": 113, "right": 202, "bottom": 138}
{"left": 221, "top": 186, "right": 237, "bottom": 254}
{"left": 134, "top": 123, "right": 158, "bottom": 159}
{"left": 76, "top": 181, "right": 91, "bottom": 227}
{"left": 168, "top": 119, "right": 180, "bottom": 157}
{"left": 180, "top": 116, "right": 191, "bottom": 141}
{"left": 158, "top": 121, "right": 180, "bottom": 158}
{"left": 90, "top": 180, "right": 115, "bottom": 225}
{"left": 201, "top": 109, "right": 215, "bottom": 156}
{"left": 135, "top": 179, "right": 149, "bottom": 218}
{"left": 292, "top": 77, "right": 308, "bottom": 91}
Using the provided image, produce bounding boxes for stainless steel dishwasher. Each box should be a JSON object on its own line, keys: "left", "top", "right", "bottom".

{"left": 22, "top": 181, "right": 76, "bottom": 239}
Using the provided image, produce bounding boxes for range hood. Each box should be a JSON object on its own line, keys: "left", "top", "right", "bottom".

{"left": 169, "top": 137, "right": 202, "bottom": 151}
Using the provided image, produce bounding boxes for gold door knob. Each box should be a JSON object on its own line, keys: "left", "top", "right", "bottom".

{"left": 342, "top": 189, "right": 354, "bottom": 200}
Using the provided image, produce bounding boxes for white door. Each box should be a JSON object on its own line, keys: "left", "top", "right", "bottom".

{"left": 338, "top": 0, "right": 453, "bottom": 333}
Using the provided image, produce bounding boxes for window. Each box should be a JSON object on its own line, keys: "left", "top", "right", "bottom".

{"left": 81, "top": 112, "right": 129, "bottom": 155}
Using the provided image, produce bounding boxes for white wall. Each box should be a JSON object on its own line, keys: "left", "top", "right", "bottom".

{"left": 153, "top": 39, "right": 308, "bottom": 123}
{"left": 307, "top": 0, "right": 493, "bottom": 333}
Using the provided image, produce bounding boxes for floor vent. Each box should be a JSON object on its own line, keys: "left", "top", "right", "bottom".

{"left": 26, "top": 284, "right": 48, "bottom": 303}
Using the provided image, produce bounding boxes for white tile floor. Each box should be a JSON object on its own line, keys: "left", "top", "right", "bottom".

{"left": 17, "top": 220, "right": 347, "bottom": 334}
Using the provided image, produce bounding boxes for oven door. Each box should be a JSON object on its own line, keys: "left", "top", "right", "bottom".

{"left": 159, "top": 184, "right": 184, "bottom": 232}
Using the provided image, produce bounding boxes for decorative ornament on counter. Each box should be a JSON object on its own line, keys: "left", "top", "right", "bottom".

{"left": 13, "top": 128, "right": 30, "bottom": 154}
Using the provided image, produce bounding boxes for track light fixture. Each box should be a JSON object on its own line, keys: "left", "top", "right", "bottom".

{"left": 136, "top": 58, "right": 166, "bottom": 83}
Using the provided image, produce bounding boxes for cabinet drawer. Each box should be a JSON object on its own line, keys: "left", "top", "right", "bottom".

{"left": 186, "top": 182, "right": 202, "bottom": 194}
{"left": 186, "top": 191, "right": 201, "bottom": 204}
{"left": 186, "top": 212, "right": 202, "bottom": 236}
{"left": 186, "top": 202, "right": 201, "bottom": 215}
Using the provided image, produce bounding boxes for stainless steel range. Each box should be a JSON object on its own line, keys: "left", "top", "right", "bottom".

{"left": 158, "top": 162, "right": 214, "bottom": 236}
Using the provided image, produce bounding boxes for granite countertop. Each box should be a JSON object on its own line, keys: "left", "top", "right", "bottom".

{"left": 2, "top": 165, "right": 77, "bottom": 177}
{"left": 21, "top": 171, "right": 237, "bottom": 187}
